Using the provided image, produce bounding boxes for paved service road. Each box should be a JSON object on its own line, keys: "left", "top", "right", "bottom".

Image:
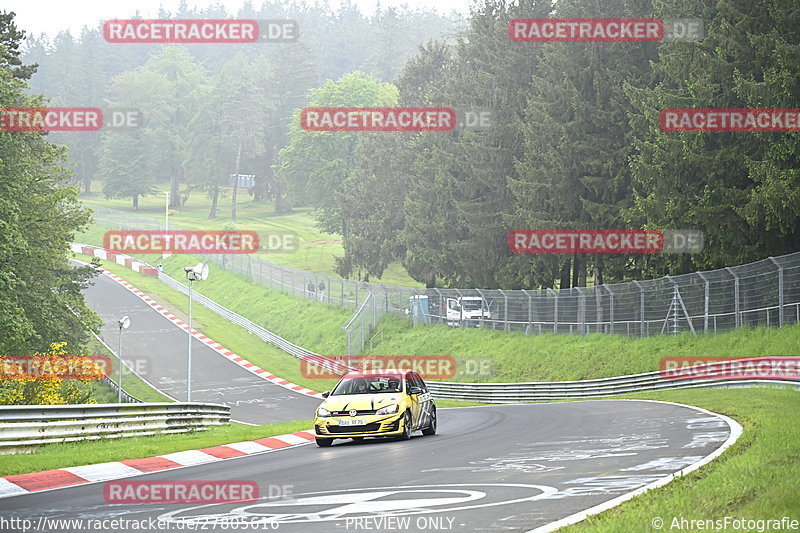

{"left": 0, "top": 400, "right": 734, "bottom": 532}
{"left": 82, "top": 270, "right": 321, "bottom": 424}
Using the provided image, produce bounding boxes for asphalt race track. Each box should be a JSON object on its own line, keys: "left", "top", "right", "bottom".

{"left": 0, "top": 400, "right": 733, "bottom": 532}
{"left": 82, "top": 270, "right": 321, "bottom": 424}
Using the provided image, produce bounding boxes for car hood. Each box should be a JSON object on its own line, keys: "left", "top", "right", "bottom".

{"left": 321, "top": 394, "right": 401, "bottom": 411}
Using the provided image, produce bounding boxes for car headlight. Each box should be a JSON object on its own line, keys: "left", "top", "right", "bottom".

{"left": 376, "top": 404, "right": 399, "bottom": 416}
{"left": 317, "top": 407, "right": 332, "bottom": 417}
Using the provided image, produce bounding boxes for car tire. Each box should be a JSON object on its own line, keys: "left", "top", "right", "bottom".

{"left": 399, "top": 411, "right": 412, "bottom": 440}
{"left": 316, "top": 438, "right": 333, "bottom": 447}
{"left": 422, "top": 407, "right": 437, "bottom": 436}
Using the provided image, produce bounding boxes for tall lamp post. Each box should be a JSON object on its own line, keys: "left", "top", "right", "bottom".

{"left": 117, "top": 316, "right": 130, "bottom": 402}
{"left": 184, "top": 263, "right": 209, "bottom": 402}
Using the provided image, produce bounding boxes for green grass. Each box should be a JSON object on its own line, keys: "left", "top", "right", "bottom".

{"left": 365, "top": 319, "right": 800, "bottom": 382}
{"left": 560, "top": 387, "right": 800, "bottom": 532}
{"left": 0, "top": 420, "right": 313, "bottom": 477}
{"left": 78, "top": 187, "right": 422, "bottom": 287}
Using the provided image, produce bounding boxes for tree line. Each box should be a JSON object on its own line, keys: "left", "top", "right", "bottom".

{"left": 20, "top": 0, "right": 800, "bottom": 290}
{"left": 22, "top": 1, "right": 460, "bottom": 215}
{"left": 0, "top": 12, "right": 99, "bottom": 357}
{"left": 280, "top": 0, "right": 800, "bottom": 287}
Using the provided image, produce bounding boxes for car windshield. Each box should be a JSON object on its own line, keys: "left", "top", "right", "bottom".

{"left": 461, "top": 299, "right": 485, "bottom": 310}
{"left": 331, "top": 375, "right": 404, "bottom": 395}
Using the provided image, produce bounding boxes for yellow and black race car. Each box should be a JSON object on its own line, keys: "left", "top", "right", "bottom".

{"left": 313, "top": 369, "right": 437, "bottom": 447}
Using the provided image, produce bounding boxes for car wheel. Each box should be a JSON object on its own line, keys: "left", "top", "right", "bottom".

{"left": 316, "top": 438, "right": 333, "bottom": 447}
{"left": 399, "top": 411, "right": 412, "bottom": 440}
{"left": 422, "top": 407, "right": 437, "bottom": 436}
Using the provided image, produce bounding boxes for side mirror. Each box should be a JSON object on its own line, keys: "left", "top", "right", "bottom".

{"left": 409, "top": 386, "right": 423, "bottom": 395}
{"left": 321, "top": 391, "right": 330, "bottom": 398}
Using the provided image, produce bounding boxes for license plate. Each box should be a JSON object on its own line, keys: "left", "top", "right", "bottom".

{"left": 338, "top": 419, "right": 366, "bottom": 426}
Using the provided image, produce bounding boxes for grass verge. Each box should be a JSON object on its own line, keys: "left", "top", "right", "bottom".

{"left": 560, "top": 387, "right": 800, "bottom": 532}
{"left": 0, "top": 420, "right": 312, "bottom": 477}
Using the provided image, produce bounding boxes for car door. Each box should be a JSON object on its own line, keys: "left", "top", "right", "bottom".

{"left": 405, "top": 372, "right": 422, "bottom": 428}
{"left": 413, "top": 372, "right": 434, "bottom": 428}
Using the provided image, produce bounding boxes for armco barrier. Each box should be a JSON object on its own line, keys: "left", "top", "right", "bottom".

{"left": 427, "top": 359, "right": 800, "bottom": 403}
{"left": 0, "top": 402, "right": 230, "bottom": 453}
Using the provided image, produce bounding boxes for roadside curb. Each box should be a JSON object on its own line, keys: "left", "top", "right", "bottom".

{"left": 0, "top": 429, "right": 315, "bottom": 499}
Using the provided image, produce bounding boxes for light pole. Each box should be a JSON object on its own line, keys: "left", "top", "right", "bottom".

{"left": 184, "top": 263, "right": 209, "bottom": 402}
{"left": 117, "top": 316, "right": 130, "bottom": 402}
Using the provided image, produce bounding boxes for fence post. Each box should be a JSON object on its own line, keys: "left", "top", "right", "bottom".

{"left": 697, "top": 272, "right": 709, "bottom": 332}
{"left": 725, "top": 267, "right": 740, "bottom": 328}
{"left": 575, "top": 287, "right": 586, "bottom": 335}
{"left": 548, "top": 288, "right": 558, "bottom": 333}
{"left": 769, "top": 257, "right": 784, "bottom": 327}
{"left": 605, "top": 285, "right": 614, "bottom": 334}
{"left": 434, "top": 288, "right": 444, "bottom": 325}
{"left": 633, "top": 281, "right": 644, "bottom": 338}
{"left": 372, "top": 291, "right": 377, "bottom": 327}
{"left": 522, "top": 289, "right": 532, "bottom": 335}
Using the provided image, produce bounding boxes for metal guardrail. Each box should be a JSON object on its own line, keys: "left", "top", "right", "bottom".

{"left": 427, "top": 360, "right": 800, "bottom": 403}
{"left": 0, "top": 402, "right": 230, "bottom": 453}
{"left": 102, "top": 375, "right": 140, "bottom": 404}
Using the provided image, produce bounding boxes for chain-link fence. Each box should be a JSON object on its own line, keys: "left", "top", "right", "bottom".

{"left": 92, "top": 207, "right": 800, "bottom": 353}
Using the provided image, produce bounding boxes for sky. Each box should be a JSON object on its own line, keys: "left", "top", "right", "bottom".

{"left": 5, "top": 0, "right": 471, "bottom": 39}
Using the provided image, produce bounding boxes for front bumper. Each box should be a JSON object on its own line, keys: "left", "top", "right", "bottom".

{"left": 314, "top": 412, "right": 405, "bottom": 439}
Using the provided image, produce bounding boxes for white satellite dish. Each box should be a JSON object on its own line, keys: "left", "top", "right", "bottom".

{"left": 119, "top": 316, "right": 131, "bottom": 329}
{"left": 197, "top": 262, "right": 209, "bottom": 281}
